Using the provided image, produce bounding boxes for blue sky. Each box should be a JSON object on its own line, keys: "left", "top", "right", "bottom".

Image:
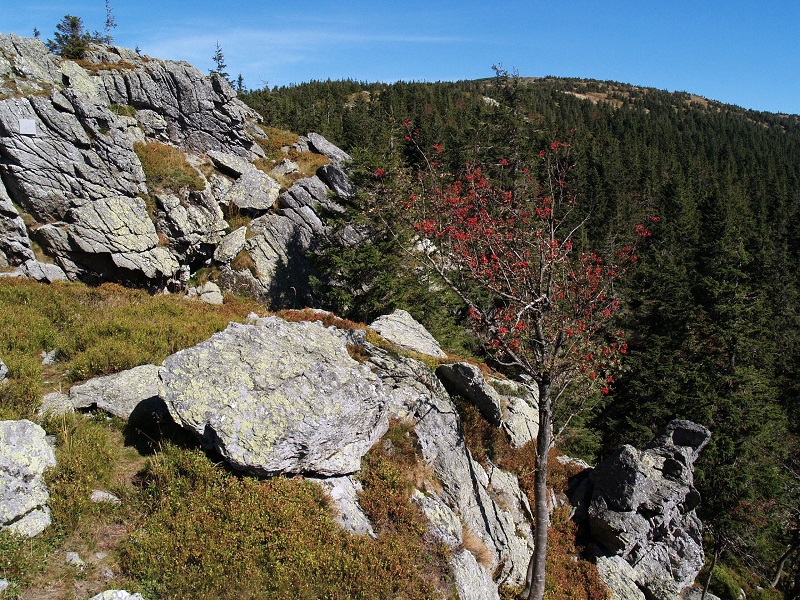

{"left": 3, "top": 1, "right": 799, "bottom": 115}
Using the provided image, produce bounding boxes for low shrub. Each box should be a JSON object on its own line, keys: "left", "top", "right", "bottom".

{"left": 120, "top": 439, "right": 449, "bottom": 599}
{"left": 709, "top": 564, "right": 743, "bottom": 600}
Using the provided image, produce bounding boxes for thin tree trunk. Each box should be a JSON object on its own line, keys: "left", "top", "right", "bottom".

{"left": 771, "top": 542, "right": 798, "bottom": 589}
{"left": 701, "top": 544, "right": 719, "bottom": 600}
{"left": 523, "top": 379, "right": 552, "bottom": 600}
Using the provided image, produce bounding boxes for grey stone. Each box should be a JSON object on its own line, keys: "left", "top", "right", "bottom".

{"left": 577, "top": 420, "right": 711, "bottom": 600}
{"left": 207, "top": 149, "right": 253, "bottom": 178}
{"left": 0, "top": 184, "right": 35, "bottom": 266}
{"left": 37, "top": 391, "right": 73, "bottom": 417}
{"left": 306, "top": 132, "right": 351, "bottom": 166}
{"left": 278, "top": 175, "right": 345, "bottom": 216}
{"left": 65, "top": 551, "right": 85, "bottom": 568}
{"left": 370, "top": 309, "right": 447, "bottom": 358}
{"left": 88, "top": 592, "right": 145, "bottom": 600}
{"left": 0, "top": 358, "right": 7, "bottom": 381}
{"left": 596, "top": 556, "right": 647, "bottom": 600}
{"left": 221, "top": 168, "right": 280, "bottom": 211}
{"left": 436, "top": 362, "right": 503, "bottom": 425}
{"left": 69, "top": 364, "right": 163, "bottom": 419}
{"left": 0, "top": 579, "right": 8, "bottom": 593}
{"left": 310, "top": 476, "right": 375, "bottom": 538}
{"left": 269, "top": 158, "right": 299, "bottom": 177}
{"left": 413, "top": 481, "right": 501, "bottom": 599}
{"left": 160, "top": 318, "right": 389, "bottom": 476}
{"left": 501, "top": 394, "right": 539, "bottom": 448}
{"left": 219, "top": 211, "right": 316, "bottom": 306}
{"left": 154, "top": 191, "right": 227, "bottom": 263}
{"left": 412, "top": 489, "right": 463, "bottom": 547}
{"left": 317, "top": 163, "right": 353, "bottom": 198}
{"left": 32, "top": 195, "right": 180, "bottom": 284}
{"left": 197, "top": 281, "right": 224, "bottom": 304}
{"left": 451, "top": 549, "right": 500, "bottom": 600}
{"left": 90, "top": 490, "right": 122, "bottom": 505}
{"left": 41, "top": 349, "right": 58, "bottom": 365}
{"left": 19, "top": 259, "right": 68, "bottom": 283}
{"left": 685, "top": 587, "right": 722, "bottom": 600}
{"left": 0, "top": 419, "right": 57, "bottom": 537}
{"left": 213, "top": 226, "right": 248, "bottom": 264}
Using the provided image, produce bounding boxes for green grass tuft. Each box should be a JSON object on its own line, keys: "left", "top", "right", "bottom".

{"left": 0, "top": 279, "right": 262, "bottom": 419}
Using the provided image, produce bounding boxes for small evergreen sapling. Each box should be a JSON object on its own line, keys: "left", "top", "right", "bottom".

{"left": 47, "top": 15, "right": 96, "bottom": 59}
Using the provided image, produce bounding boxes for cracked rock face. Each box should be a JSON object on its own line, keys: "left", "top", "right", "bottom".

{"left": 160, "top": 317, "right": 389, "bottom": 476}
{"left": 0, "top": 184, "right": 34, "bottom": 266}
{"left": 1, "top": 34, "right": 358, "bottom": 297}
{"left": 364, "top": 346, "right": 535, "bottom": 588}
{"left": 0, "top": 34, "right": 262, "bottom": 285}
{"left": 0, "top": 419, "right": 57, "bottom": 538}
{"left": 581, "top": 420, "right": 711, "bottom": 600}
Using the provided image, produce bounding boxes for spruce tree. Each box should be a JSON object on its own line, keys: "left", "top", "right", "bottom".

{"left": 46, "top": 15, "right": 94, "bottom": 59}
{"left": 210, "top": 41, "right": 229, "bottom": 80}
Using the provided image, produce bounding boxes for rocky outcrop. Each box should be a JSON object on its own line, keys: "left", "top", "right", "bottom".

{"left": 153, "top": 316, "right": 535, "bottom": 593}
{"left": 0, "top": 419, "right": 56, "bottom": 537}
{"left": 370, "top": 309, "right": 448, "bottom": 358}
{"left": 0, "top": 184, "right": 34, "bottom": 266}
{"left": 0, "top": 33, "right": 353, "bottom": 298}
{"left": 308, "top": 475, "right": 375, "bottom": 538}
{"left": 573, "top": 420, "right": 711, "bottom": 600}
{"left": 160, "top": 318, "right": 389, "bottom": 476}
{"left": 209, "top": 150, "right": 280, "bottom": 211}
{"left": 362, "top": 339, "right": 534, "bottom": 588}
{"left": 216, "top": 171, "right": 352, "bottom": 306}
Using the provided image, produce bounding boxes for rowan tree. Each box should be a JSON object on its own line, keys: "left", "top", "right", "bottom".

{"left": 371, "top": 122, "right": 650, "bottom": 600}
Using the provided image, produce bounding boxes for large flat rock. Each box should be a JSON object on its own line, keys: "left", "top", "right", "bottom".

{"left": 160, "top": 317, "right": 389, "bottom": 476}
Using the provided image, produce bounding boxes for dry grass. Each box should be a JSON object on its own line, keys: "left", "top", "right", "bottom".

{"left": 230, "top": 249, "right": 258, "bottom": 277}
{"left": 133, "top": 142, "right": 205, "bottom": 193}
{"left": 73, "top": 59, "right": 137, "bottom": 73}
{"left": 460, "top": 525, "right": 493, "bottom": 569}
{"left": 109, "top": 103, "right": 136, "bottom": 117}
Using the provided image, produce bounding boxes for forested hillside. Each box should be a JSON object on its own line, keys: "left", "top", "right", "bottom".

{"left": 242, "top": 75, "right": 800, "bottom": 596}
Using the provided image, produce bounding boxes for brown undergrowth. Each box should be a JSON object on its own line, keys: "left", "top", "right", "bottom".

{"left": 454, "top": 398, "right": 609, "bottom": 600}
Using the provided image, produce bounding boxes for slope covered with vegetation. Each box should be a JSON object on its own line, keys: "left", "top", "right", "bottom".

{"left": 242, "top": 75, "right": 800, "bottom": 596}
{"left": 0, "top": 280, "right": 604, "bottom": 599}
